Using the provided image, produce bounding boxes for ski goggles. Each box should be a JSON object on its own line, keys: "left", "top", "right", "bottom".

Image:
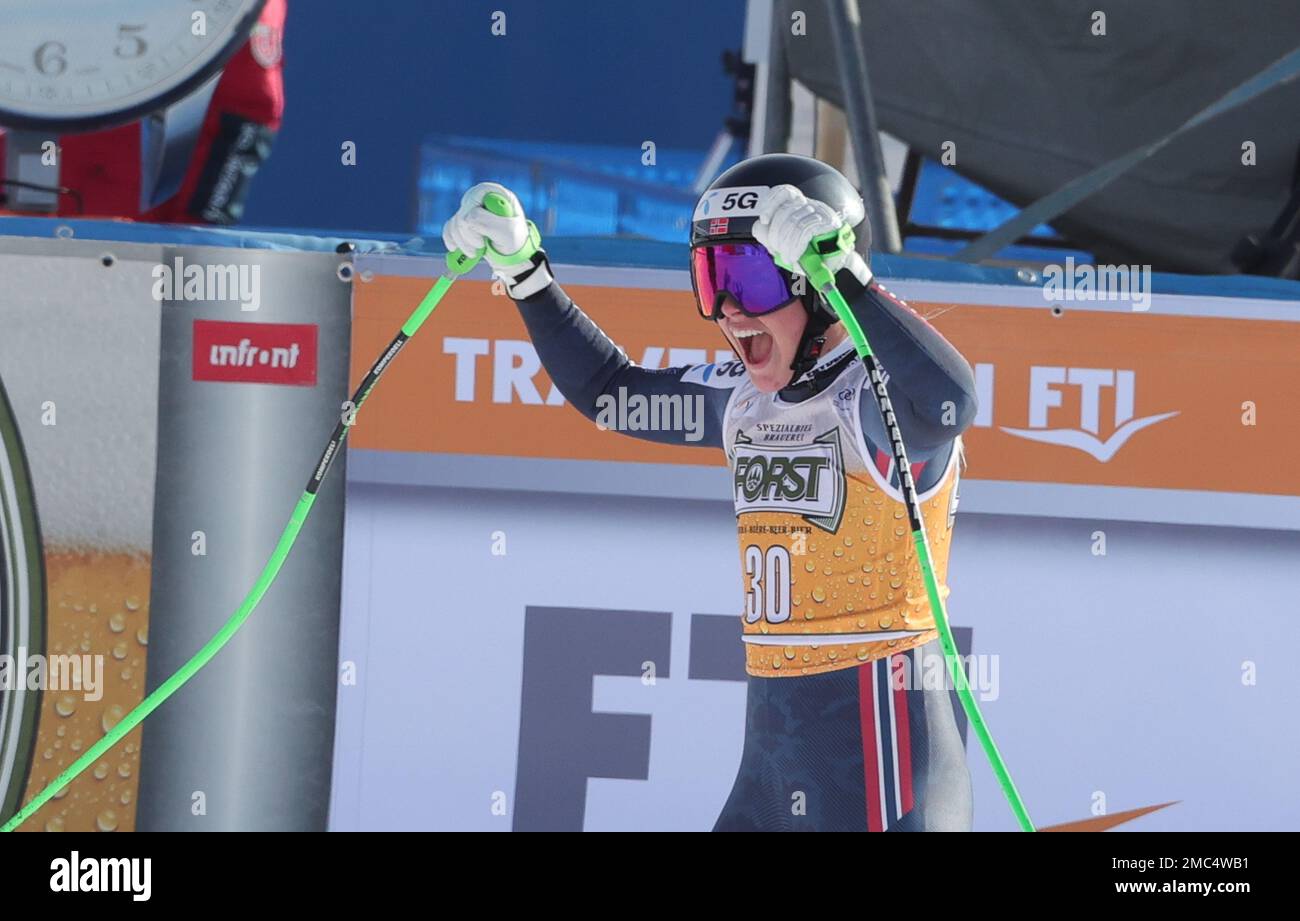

{"left": 690, "top": 243, "right": 800, "bottom": 320}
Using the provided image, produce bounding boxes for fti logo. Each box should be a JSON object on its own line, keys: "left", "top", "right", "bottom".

{"left": 977, "top": 364, "right": 1177, "bottom": 462}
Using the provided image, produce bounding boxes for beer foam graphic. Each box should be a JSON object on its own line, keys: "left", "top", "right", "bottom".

{"left": 1, "top": 247, "right": 159, "bottom": 832}
{"left": 0, "top": 253, "right": 160, "bottom": 552}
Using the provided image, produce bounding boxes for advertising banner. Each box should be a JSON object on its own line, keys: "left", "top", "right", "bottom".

{"left": 332, "top": 259, "right": 1300, "bottom": 831}
{"left": 0, "top": 232, "right": 349, "bottom": 832}
{"left": 349, "top": 267, "right": 1300, "bottom": 526}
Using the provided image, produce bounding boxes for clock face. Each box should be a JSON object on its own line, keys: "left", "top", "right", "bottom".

{"left": 0, "top": 0, "right": 266, "bottom": 133}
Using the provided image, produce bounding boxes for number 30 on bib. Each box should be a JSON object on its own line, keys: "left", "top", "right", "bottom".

{"left": 743, "top": 544, "right": 791, "bottom": 624}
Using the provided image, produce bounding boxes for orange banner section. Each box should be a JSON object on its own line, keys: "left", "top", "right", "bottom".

{"left": 351, "top": 275, "right": 1300, "bottom": 496}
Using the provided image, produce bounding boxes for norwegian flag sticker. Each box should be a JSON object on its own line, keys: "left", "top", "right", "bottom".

{"left": 708, "top": 218, "right": 730, "bottom": 235}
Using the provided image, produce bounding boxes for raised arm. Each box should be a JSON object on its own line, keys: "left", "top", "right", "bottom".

{"left": 512, "top": 279, "right": 738, "bottom": 449}
{"left": 838, "top": 271, "right": 978, "bottom": 450}
{"left": 443, "top": 181, "right": 741, "bottom": 449}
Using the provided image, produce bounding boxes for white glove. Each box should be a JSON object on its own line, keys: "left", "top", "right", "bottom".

{"left": 752, "top": 184, "right": 870, "bottom": 283}
{"left": 441, "top": 182, "right": 553, "bottom": 298}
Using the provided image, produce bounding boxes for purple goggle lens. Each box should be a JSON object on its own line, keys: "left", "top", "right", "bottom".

{"left": 691, "top": 243, "right": 798, "bottom": 319}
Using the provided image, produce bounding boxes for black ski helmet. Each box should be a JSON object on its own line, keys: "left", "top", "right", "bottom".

{"left": 691, "top": 153, "right": 870, "bottom": 255}
{"left": 690, "top": 154, "right": 870, "bottom": 379}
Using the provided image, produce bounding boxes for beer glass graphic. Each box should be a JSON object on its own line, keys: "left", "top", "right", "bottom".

{"left": 0, "top": 374, "right": 45, "bottom": 824}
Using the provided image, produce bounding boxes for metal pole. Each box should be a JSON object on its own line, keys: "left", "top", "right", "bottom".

{"left": 825, "top": 0, "right": 902, "bottom": 252}
{"left": 761, "top": 0, "right": 791, "bottom": 154}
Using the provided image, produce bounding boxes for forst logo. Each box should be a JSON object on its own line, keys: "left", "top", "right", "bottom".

{"left": 736, "top": 453, "right": 830, "bottom": 501}
{"left": 732, "top": 428, "right": 846, "bottom": 532}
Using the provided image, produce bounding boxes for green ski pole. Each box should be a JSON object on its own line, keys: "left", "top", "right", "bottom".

{"left": 1, "top": 192, "right": 527, "bottom": 832}
{"left": 790, "top": 228, "right": 1035, "bottom": 832}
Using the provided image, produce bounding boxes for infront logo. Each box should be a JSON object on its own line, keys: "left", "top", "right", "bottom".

{"left": 979, "top": 364, "right": 1177, "bottom": 462}
{"left": 192, "top": 320, "right": 318, "bottom": 386}
{"left": 732, "top": 428, "right": 845, "bottom": 532}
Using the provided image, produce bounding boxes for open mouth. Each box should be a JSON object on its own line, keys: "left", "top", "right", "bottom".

{"left": 732, "top": 328, "right": 773, "bottom": 367}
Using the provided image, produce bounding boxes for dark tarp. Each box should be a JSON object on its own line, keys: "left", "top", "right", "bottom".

{"left": 779, "top": 0, "right": 1300, "bottom": 273}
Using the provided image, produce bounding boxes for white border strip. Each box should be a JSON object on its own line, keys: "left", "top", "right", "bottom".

{"left": 352, "top": 252, "right": 1300, "bottom": 320}
{"left": 743, "top": 629, "right": 928, "bottom": 646}
{"left": 960, "top": 478, "right": 1300, "bottom": 531}
{"left": 880, "top": 279, "right": 1300, "bottom": 321}
{"left": 348, "top": 450, "right": 1300, "bottom": 531}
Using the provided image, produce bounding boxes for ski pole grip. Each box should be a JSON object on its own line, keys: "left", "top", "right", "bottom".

{"left": 446, "top": 192, "right": 516, "bottom": 275}
{"left": 481, "top": 191, "right": 514, "bottom": 218}
{"left": 445, "top": 190, "right": 536, "bottom": 276}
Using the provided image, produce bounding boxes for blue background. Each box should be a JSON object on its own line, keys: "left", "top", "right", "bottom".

{"left": 242, "top": 0, "right": 747, "bottom": 233}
